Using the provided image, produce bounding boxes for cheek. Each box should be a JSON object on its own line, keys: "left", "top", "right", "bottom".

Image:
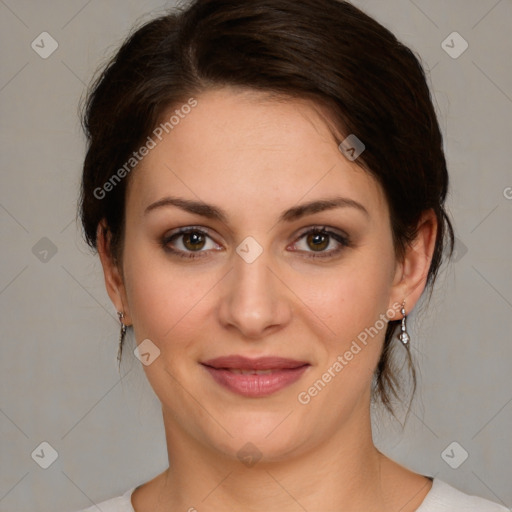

{"left": 309, "top": 246, "right": 396, "bottom": 389}
{"left": 123, "top": 262, "right": 170, "bottom": 339}
{"left": 298, "top": 266, "right": 393, "bottom": 414}
{"left": 122, "top": 243, "right": 219, "bottom": 352}
{"left": 121, "top": 250, "right": 209, "bottom": 403}
{"left": 314, "top": 253, "right": 395, "bottom": 337}
{"left": 122, "top": 239, "right": 179, "bottom": 338}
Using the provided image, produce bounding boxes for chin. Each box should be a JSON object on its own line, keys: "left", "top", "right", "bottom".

{"left": 202, "top": 407, "right": 313, "bottom": 463}
{"left": 213, "top": 432, "right": 307, "bottom": 467}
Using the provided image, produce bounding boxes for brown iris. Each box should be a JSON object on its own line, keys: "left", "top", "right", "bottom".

{"left": 307, "top": 232, "right": 329, "bottom": 251}
{"left": 182, "top": 231, "right": 206, "bottom": 251}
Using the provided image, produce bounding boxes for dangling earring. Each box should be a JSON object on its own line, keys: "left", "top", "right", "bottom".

{"left": 397, "top": 300, "right": 410, "bottom": 346}
{"left": 117, "top": 311, "right": 127, "bottom": 362}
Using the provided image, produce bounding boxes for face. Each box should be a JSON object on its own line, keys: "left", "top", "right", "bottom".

{"left": 108, "top": 87, "right": 408, "bottom": 463}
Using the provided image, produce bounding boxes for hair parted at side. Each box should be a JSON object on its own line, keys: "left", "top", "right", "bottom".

{"left": 80, "top": 0, "right": 454, "bottom": 418}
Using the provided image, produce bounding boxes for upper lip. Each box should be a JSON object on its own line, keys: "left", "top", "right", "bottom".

{"left": 201, "top": 355, "right": 309, "bottom": 370}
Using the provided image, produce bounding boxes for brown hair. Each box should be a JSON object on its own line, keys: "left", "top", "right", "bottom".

{"left": 80, "top": 0, "right": 454, "bottom": 416}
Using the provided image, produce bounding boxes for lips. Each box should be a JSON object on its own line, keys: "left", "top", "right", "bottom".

{"left": 202, "top": 355, "right": 309, "bottom": 371}
{"left": 201, "top": 355, "right": 310, "bottom": 397}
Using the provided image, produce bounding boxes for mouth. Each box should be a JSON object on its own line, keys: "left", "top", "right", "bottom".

{"left": 223, "top": 368, "right": 279, "bottom": 375}
{"left": 201, "top": 355, "right": 310, "bottom": 397}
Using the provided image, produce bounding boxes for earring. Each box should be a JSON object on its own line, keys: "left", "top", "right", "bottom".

{"left": 397, "top": 300, "right": 410, "bottom": 346}
{"left": 117, "top": 311, "right": 127, "bottom": 362}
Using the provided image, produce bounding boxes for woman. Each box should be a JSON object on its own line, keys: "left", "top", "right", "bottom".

{"left": 77, "top": 0, "right": 508, "bottom": 510}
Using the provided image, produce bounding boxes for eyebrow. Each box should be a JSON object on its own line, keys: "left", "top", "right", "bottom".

{"left": 144, "top": 195, "right": 369, "bottom": 223}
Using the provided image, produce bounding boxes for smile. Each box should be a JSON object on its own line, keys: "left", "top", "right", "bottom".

{"left": 201, "top": 355, "right": 310, "bottom": 397}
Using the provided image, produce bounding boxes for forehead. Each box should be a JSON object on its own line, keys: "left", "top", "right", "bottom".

{"left": 126, "top": 87, "right": 388, "bottom": 221}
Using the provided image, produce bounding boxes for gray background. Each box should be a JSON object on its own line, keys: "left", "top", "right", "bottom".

{"left": 1, "top": 1, "right": 511, "bottom": 511}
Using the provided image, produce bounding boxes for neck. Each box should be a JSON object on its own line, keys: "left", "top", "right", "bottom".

{"left": 150, "top": 401, "right": 393, "bottom": 512}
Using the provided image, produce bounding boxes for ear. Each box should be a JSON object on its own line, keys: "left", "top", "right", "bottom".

{"left": 97, "top": 220, "right": 132, "bottom": 325}
{"left": 389, "top": 209, "right": 438, "bottom": 314}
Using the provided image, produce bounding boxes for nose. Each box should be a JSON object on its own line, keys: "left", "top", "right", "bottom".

{"left": 217, "top": 245, "right": 292, "bottom": 340}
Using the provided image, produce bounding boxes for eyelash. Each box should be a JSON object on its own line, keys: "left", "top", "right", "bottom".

{"left": 161, "top": 226, "right": 351, "bottom": 260}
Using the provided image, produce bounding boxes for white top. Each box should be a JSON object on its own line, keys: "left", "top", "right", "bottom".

{"left": 77, "top": 478, "right": 510, "bottom": 511}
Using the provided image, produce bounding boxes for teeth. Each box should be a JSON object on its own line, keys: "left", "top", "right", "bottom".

{"left": 228, "top": 369, "right": 275, "bottom": 375}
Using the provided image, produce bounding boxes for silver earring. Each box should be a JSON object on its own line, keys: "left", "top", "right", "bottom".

{"left": 117, "top": 311, "right": 127, "bottom": 362}
{"left": 397, "top": 300, "right": 410, "bottom": 346}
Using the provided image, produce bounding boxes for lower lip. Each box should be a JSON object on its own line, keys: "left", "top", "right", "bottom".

{"left": 202, "top": 365, "right": 309, "bottom": 397}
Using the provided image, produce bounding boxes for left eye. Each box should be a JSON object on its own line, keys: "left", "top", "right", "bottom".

{"left": 291, "top": 228, "right": 349, "bottom": 257}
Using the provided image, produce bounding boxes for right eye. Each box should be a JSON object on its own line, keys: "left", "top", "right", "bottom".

{"left": 161, "top": 227, "right": 222, "bottom": 259}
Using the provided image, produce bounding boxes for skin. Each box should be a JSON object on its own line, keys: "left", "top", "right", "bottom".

{"left": 98, "top": 87, "right": 437, "bottom": 512}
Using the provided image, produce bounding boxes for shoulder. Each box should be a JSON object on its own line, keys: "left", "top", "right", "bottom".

{"left": 74, "top": 488, "right": 135, "bottom": 512}
{"left": 417, "top": 478, "right": 509, "bottom": 512}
